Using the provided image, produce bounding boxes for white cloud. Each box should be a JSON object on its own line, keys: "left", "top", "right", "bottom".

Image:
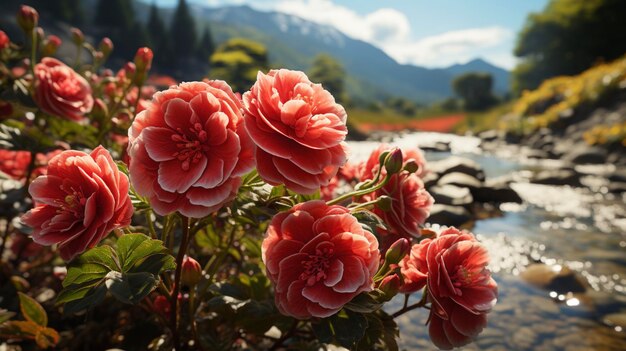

{"left": 384, "top": 26, "right": 513, "bottom": 67}
{"left": 202, "top": 0, "right": 514, "bottom": 68}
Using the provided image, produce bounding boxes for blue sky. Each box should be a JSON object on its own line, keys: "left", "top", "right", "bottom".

{"left": 154, "top": 0, "right": 549, "bottom": 69}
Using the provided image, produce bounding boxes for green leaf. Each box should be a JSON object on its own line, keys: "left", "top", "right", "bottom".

{"left": 18, "top": 293, "right": 47, "bottom": 327}
{"left": 105, "top": 271, "right": 157, "bottom": 304}
{"left": 344, "top": 291, "right": 384, "bottom": 313}
{"left": 312, "top": 310, "right": 368, "bottom": 349}
{"left": 0, "top": 309, "right": 16, "bottom": 324}
{"left": 58, "top": 234, "right": 175, "bottom": 313}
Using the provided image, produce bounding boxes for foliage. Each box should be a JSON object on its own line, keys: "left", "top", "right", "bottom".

{"left": 452, "top": 72, "right": 497, "bottom": 111}
{"left": 513, "top": 0, "right": 626, "bottom": 93}
{"left": 170, "top": 0, "right": 197, "bottom": 60}
{"left": 0, "top": 5, "right": 498, "bottom": 351}
{"left": 210, "top": 38, "right": 269, "bottom": 92}
{"left": 308, "top": 53, "right": 346, "bottom": 103}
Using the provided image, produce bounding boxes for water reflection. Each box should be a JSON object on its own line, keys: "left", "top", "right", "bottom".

{"left": 354, "top": 132, "right": 626, "bottom": 350}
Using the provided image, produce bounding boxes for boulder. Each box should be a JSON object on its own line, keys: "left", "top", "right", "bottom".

{"left": 437, "top": 172, "right": 482, "bottom": 190}
{"left": 429, "top": 184, "right": 473, "bottom": 207}
{"left": 608, "top": 170, "right": 626, "bottom": 183}
{"left": 427, "top": 204, "right": 472, "bottom": 227}
{"left": 563, "top": 145, "right": 607, "bottom": 164}
{"left": 521, "top": 264, "right": 587, "bottom": 293}
{"left": 531, "top": 169, "right": 583, "bottom": 187}
{"left": 478, "top": 130, "right": 500, "bottom": 142}
{"left": 428, "top": 156, "right": 485, "bottom": 181}
{"left": 420, "top": 141, "right": 451, "bottom": 152}
{"left": 608, "top": 182, "right": 626, "bottom": 194}
{"left": 471, "top": 184, "right": 523, "bottom": 204}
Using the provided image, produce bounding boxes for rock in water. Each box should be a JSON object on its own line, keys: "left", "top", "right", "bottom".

{"left": 427, "top": 204, "right": 472, "bottom": 227}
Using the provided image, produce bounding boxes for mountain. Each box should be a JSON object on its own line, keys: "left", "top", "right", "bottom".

{"left": 193, "top": 5, "right": 510, "bottom": 103}
{"left": 81, "top": 1, "right": 506, "bottom": 103}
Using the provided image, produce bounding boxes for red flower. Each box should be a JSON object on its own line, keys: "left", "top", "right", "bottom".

{"left": 262, "top": 200, "right": 380, "bottom": 319}
{"left": 33, "top": 58, "right": 94, "bottom": 121}
{"left": 21, "top": 147, "right": 133, "bottom": 260}
{"left": 405, "top": 227, "right": 497, "bottom": 349}
{"left": 374, "top": 171, "right": 433, "bottom": 239}
{"left": 428, "top": 299, "right": 488, "bottom": 350}
{"left": 0, "top": 30, "right": 9, "bottom": 50}
{"left": 0, "top": 150, "right": 31, "bottom": 180}
{"left": 243, "top": 69, "right": 349, "bottom": 194}
{"left": 128, "top": 81, "right": 254, "bottom": 217}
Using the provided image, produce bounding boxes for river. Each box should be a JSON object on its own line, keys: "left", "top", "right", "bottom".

{"left": 349, "top": 132, "right": 626, "bottom": 350}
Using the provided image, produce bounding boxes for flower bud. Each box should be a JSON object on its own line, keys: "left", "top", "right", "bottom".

{"left": 378, "top": 274, "right": 401, "bottom": 298}
{"left": 384, "top": 238, "right": 410, "bottom": 265}
{"left": 42, "top": 35, "right": 61, "bottom": 56}
{"left": 134, "top": 47, "right": 153, "bottom": 72}
{"left": 17, "top": 5, "right": 39, "bottom": 32}
{"left": 92, "top": 98, "right": 108, "bottom": 120}
{"left": 99, "top": 37, "right": 113, "bottom": 56}
{"left": 0, "top": 31, "right": 9, "bottom": 50}
{"left": 376, "top": 195, "right": 392, "bottom": 212}
{"left": 70, "top": 27, "right": 84, "bottom": 46}
{"left": 384, "top": 147, "right": 403, "bottom": 175}
{"left": 403, "top": 160, "right": 420, "bottom": 174}
{"left": 35, "top": 27, "right": 44, "bottom": 42}
{"left": 181, "top": 256, "right": 202, "bottom": 287}
{"left": 153, "top": 295, "right": 171, "bottom": 316}
{"left": 123, "top": 62, "right": 136, "bottom": 78}
{"left": 377, "top": 150, "right": 390, "bottom": 168}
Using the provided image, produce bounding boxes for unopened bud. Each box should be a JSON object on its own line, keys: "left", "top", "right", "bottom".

{"left": 92, "top": 98, "right": 108, "bottom": 119}
{"left": 384, "top": 238, "right": 410, "bottom": 265}
{"left": 134, "top": 47, "right": 153, "bottom": 72}
{"left": 35, "top": 27, "right": 44, "bottom": 42}
{"left": 403, "top": 160, "right": 419, "bottom": 174}
{"left": 153, "top": 295, "right": 171, "bottom": 316}
{"left": 181, "top": 256, "right": 202, "bottom": 287}
{"left": 384, "top": 147, "right": 403, "bottom": 175}
{"left": 99, "top": 37, "right": 113, "bottom": 56}
{"left": 42, "top": 35, "right": 61, "bottom": 56}
{"left": 378, "top": 274, "right": 401, "bottom": 298}
{"left": 376, "top": 195, "right": 392, "bottom": 212}
{"left": 17, "top": 5, "right": 38, "bottom": 32}
{"left": 70, "top": 27, "right": 84, "bottom": 46}
{"left": 0, "top": 31, "right": 9, "bottom": 51}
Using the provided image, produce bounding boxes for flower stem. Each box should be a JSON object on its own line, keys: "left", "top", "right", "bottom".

{"left": 170, "top": 214, "right": 191, "bottom": 351}
{"left": 326, "top": 176, "right": 390, "bottom": 206}
{"left": 391, "top": 290, "right": 428, "bottom": 318}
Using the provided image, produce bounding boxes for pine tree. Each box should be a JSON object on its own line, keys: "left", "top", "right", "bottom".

{"left": 197, "top": 25, "right": 215, "bottom": 62}
{"left": 170, "top": 0, "right": 197, "bottom": 59}
{"left": 147, "top": 2, "right": 172, "bottom": 68}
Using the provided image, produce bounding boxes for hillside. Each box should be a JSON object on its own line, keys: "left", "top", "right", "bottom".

{"left": 133, "top": 2, "right": 509, "bottom": 103}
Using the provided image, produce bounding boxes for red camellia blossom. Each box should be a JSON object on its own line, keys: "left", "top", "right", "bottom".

{"left": 374, "top": 171, "right": 434, "bottom": 239}
{"left": 128, "top": 81, "right": 254, "bottom": 218}
{"left": 400, "top": 227, "right": 497, "bottom": 349}
{"left": 33, "top": 58, "right": 94, "bottom": 121}
{"left": 0, "top": 30, "right": 9, "bottom": 50}
{"left": 262, "top": 200, "right": 380, "bottom": 319}
{"left": 243, "top": 69, "right": 349, "bottom": 194}
{"left": 21, "top": 146, "right": 133, "bottom": 260}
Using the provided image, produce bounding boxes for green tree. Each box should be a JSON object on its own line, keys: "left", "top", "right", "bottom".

{"left": 170, "top": 0, "right": 197, "bottom": 60}
{"left": 147, "top": 2, "right": 172, "bottom": 68}
{"left": 94, "top": 0, "right": 138, "bottom": 58}
{"left": 513, "top": 0, "right": 626, "bottom": 93}
{"left": 452, "top": 73, "right": 496, "bottom": 111}
{"left": 308, "top": 53, "right": 346, "bottom": 103}
{"left": 210, "top": 38, "right": 268, "bottom": 92}
{"left": 197, "top": 25, "right": 215, "bottom": 63}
